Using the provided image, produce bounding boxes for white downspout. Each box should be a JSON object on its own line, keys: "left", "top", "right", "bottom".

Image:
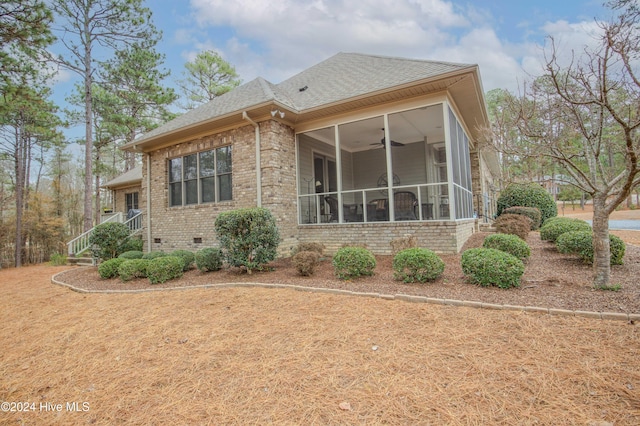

{"left": 146, "top": 153, "right": 152, "bottom": 253}
{"left": 242, "top": 111, "right": 262, "bottom": 207}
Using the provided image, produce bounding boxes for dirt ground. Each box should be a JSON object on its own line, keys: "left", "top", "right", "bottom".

{"left": 2, "top": 232, "right": 640, "bottom": 424}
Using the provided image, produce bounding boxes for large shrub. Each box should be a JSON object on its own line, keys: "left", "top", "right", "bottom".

{"left": 461, "top": 248, "right": 525, "bottom": 289}
{"left": 119, "top": 236, "right": 143, "bottom": 253}
{"left": 89, "top": 222, "right": 130, "bottom": 260}
{"left": 539, "top": 217, "right": 591, "bottom": 242}
{"left": 332, "top": 246, "right": 377, "bottom": 280}
{"left": 392, "top": 248, "right": 444, "bottom": 283}
{"left": 494, "top": 214, "right": 530, "bottom": 240}
{"left": 142, "top": 251, "right": 167, "bottom": 260}
{"left": 146, "top": 256, "right": 184, "bottom": 284}
{"left": 292, "top": 250, "right": 321, "bottom": 276}
{"left": 215, "top": 207, "right": 280, "bottom": 274}
{"left": 98, "top": 257, "right": 126, "bottom": 279}
{"left": 556, "top": 231, "right": 626, "bottom": 265}
{"left": 118, "top": 259, "right": 149, "bottom": 281}
{"left": 171, "top": 249, "right": 195, "bottom": 271}
{"left": 195, "top": 248, "right": 224, "bottom": 272}
{"left": 501, "top": 206, "right": 542, "bottom": 230}
{"left": 483, "top": 233, "right": 530, "bottom": 260}
{"left": 497, "top": 183, "right": 557, "bottom": 225}
{"left": 118, "top": 250, "right": 144, "bottom": 260}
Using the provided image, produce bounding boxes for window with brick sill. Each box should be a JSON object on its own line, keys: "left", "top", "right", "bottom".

{"left": 169, "top": 146, "right": 232, "bottom": 207}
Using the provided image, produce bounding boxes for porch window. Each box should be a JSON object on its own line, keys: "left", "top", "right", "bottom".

{"left": 125, "top": 192, "right": 139, "bottom": 211}
{"left": 296, "top": 102, "right": 474, "bottom": 224}
{"left": 168, "top": 146, "right": 233, "bottom": 207}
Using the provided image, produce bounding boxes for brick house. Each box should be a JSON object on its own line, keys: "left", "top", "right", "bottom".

{"left": 118, "top": 52, "right": 500, "bottom": 255}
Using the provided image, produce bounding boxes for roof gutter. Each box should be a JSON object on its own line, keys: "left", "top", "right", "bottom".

{"left": 242, "top": 111, "right": 262, "bottom": 207}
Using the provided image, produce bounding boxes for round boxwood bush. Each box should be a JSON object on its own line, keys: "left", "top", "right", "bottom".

{"left": 332, "top": 246, "right": 376, "bottom": 280}
{"left": 483, "top": 233, "right": 530, "bottom": 260}
{"left": 392, "top": 247, "right": 445, "bottom": 283}
{"left": 171, "top": 249, "right": 195, "bottom": 271}
{"left": 461, "top": 248, "right": 525, "bottom": 289}
{"left": 195, "top": 247, "right": 224, "bottom": 272}
{"left": 501, "top": 206, "right": 542, "bottom": 230}
{"left": 494, "top": 213, "right": 531, "bottom": 240}
{"left": 98, "top": 257, "right": 126, "bottom": 279}
{"left": 146, "top": 256, "right": 184, "bottom": 284}
{"left": 142, "top": 251, "right": 168, "bottom": 260}
{"left": 89, "top": 222, "right": 131, "bottom": 261}
{"left": 118, "top": 250, "right": 144, "bottom": 260}
{"left": 556, "top": 231, "right": 626, "bottom": 265}
{"left": 539, "top": 217, "right": 591, "bottom": 242}
{"left": 497, "top": 183, "right": 557, "bottom": 225}
{"left": 118, "top": 259, "right": 149, "bottom": 281}
{"left": 292, "top": 250, "right": 321, "bottom": 276}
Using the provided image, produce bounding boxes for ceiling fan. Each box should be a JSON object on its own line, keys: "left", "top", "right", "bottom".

{"left": 370, "top": 128, "right": 405, "bottom": 149}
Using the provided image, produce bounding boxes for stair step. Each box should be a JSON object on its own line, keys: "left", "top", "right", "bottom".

{"left": 67, "top": 255, "right": 95, "bottom": 267}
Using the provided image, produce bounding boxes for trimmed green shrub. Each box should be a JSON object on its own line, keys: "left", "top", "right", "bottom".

{"left": 539, "top": 217, "right": 591, "bottom": 242}
{"left": 494, "top": 213, "right": 530, "bottom": 240}
{"left": 195, "top": 248, "right": 224, "bottom": 272}
{"left": 461, "top": 248, "right": 525, "bottom": 289}
{"left": 142, "top": 251, "right": 168, "bottom": 260}
{"left": 215, "top": 207, "right": 280, "bottom": 274}
{"left": 49, "top": 253, "right": 67, "bottom": 266}
{"left": 118, "top": 259, "right": 149, "bottom": 281}
{"left": 292, "top": 242, "right": 325, "bottom": 256}
{"left": 392, "top": 248, "right": 445, "bottom": 283}
{"left": 292, "top": 250, "right": 321, "bottom": 276}
{"left": 98, "top": 257, "right": 126, "bottom": 279}
{"left": 497, "top": 183, "right": 557, "bottom": 225}
{"left": 556, "top": 231, "right": 626, "bottom": 265}
{"left": 119, "top": 236, "right": 143, "bottom": 253}
{"left": 332, "top": 246, "right": 377, "bottom": 280}
{"left": 118, "top": 250, "right": 144, "bottom": 260}
{"left": 502, "top": 206, "right": 542, "bottom": 230}
{"left": 146, "top": 256, "right": 184, "bottom": 284}
{"left": 483, "top": 233, "right": 530, "bottom": 260}
{"left": 171, "top": 250, "right": 195, "bottom": 271}
{"left": 89, "top": 222, "right": 130, "bottom": 260}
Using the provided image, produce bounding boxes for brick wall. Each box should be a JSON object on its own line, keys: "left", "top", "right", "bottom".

{"left": 297, "top": 219, "right": 476, "bottom": 255}
{"left": 143, "top": 120, "right": 298, "bottom": 255}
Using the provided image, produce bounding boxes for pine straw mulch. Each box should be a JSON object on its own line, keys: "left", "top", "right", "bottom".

{"left": 0, "top": 235, "right": 638, "bottom": 424}
{"left": 58, "top": 232, "right": 640, "bottom": 314}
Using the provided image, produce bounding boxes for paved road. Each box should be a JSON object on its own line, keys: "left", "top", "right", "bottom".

{"left": 584, "top": 219, "right": 640, "bottom": 230}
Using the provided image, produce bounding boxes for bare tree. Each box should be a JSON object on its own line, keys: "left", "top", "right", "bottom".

{"left": 51, "top": 0, "right": 156, "bottom": 232}
{"left": 509, "top": 4, "right": 640, "bottom": 287}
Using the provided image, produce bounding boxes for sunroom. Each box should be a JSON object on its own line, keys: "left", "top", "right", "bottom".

{"left": 296, "top": 101, "right": 474, "bottom": 226}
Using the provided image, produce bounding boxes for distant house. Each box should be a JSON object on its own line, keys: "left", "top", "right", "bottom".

{"left": 106, "top": 52, "right": 499, "bottom": 255}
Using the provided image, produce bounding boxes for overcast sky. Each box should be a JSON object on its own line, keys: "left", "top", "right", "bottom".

{"left": 51, "top": 0, "right": 612, "bottom": 143}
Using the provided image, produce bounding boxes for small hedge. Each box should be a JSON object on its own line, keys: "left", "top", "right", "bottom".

{"left": 118, "top": 250, "right": 144, "bottom": 260}
{"left": 556, "top": 231, "right": 626, "bottom": 265}
{"left": 332, "top": 246, "right": 376, "bottom": 280}
{"left": 483, "top": 233, "right": 530, "bottom": 260}
{"left": 292, "top": 242, "right": 325, "bottom": 256}
{"left": 539, "top": 217, "right": 591, "bottom": 242}
{"left": 171, "top": 250, "right": 195, "bottom": 271}
{"left": 497, "top": 183, "right": 557, "bottom": 224}
{"left": 502, "top": 206, "right": 542, "bottom": 230}
{"left": 461, "top": 248, "right": 525, "bottom": 289}
{"left": 494, "top": 213, "right": 530, "bottom": 240}
{"left": 146, "top": 256, "right": 184, "bottom": 284}
{"left": 118, "top": 259, "right": 149, "bottom": 281}
{"left": 195, "top": 248, "right": 224, "bottom": 272}
{"left": 142, "top": 251, "right": 168, "bottom": 260}
{"left": 98, "top": 257, "right": 126, "bottom": 279}
{"left": 392, "top": 248, "right": 444, "bottom": 283}
{"left": 292, "top": 250, "right": 321, "bottom": 276}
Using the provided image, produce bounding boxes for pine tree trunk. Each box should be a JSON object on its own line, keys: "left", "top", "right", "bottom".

{"left": 83, "top": 41, "right": 93, "bottom": 232}
{"left": 592, "top": 197, "right": 611, "bottom": 288}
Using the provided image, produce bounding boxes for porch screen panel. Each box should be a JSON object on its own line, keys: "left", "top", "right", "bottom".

{"left": 448, "top": 106, "right": 474, "bottom": 219}
{"left": 169, "top": 158, "right": 182, "bottom": 207}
